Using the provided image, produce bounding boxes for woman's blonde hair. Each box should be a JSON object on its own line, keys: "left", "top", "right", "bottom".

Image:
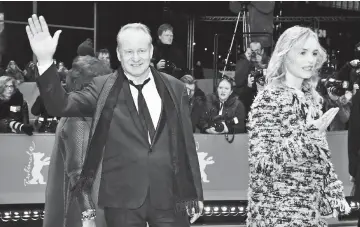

{"left": 266, "top": 26, "right": 327, "bottom": 103}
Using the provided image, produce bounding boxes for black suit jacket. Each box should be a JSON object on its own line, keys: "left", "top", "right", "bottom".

{"left": 348, "top": 90, "right": 360, "bottom": 200}
{"left": 36, "top": 64, "right": 203, "bottom": 208}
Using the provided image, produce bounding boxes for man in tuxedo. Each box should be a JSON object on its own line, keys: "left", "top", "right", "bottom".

{"left": 26, "top": 15, "right": 203, "bottom": 227}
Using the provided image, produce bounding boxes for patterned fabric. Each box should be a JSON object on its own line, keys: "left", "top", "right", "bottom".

{"left": 43, "top": 116, "right": 105, "bottom": 227}
{"left": 247, "top": 84, "right": 346, "bottom": 227}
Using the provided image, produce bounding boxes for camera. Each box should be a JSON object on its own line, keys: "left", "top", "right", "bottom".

{"left": 209, "top": 115, "right": 225, "bottom": 133}
{"left": 250, "top": 51, "right": 257, "bottom": 61}
{"left": 165, "top": 60, "right": 176, "bottom": 73}
{"left": 320, "top": 78, "right": 350, "bottom": 96}
{"left": 250, "top": 68, "right": 265, "bottom": 86}
{"left": 208, "top": 115, "right": 239, "bottom": 133}
{"left": 35, "top": 117, "right": 59, "bottom": 133}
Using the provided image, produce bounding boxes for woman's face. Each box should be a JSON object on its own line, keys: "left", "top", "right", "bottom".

{"left": 284, "top": 36, "right": 320, "bottom": 83}
{"left": 9, "top": 61, "right": 16, "bottom": 70}
{"left": 3, "top": 80, "right": 15, "bottom": 99}
{"left": 217, "top": 80, "right": 233, "bottom": 101}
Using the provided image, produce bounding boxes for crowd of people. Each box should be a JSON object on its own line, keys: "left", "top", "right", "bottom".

{"left": 0, "top": 21, "right": 248, "bottom": 137}
{"left": 2, "top": 21, "right": 358, "bottom": 138}
{"left": 0, "top": 38, "right": 115, "bottom": 135}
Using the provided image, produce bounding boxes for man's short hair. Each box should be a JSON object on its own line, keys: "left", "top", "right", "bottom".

{"left": 180, "top": 74, "right": 196, "bottom": 85}
{"left": 157, "top": 23, "right": 173, "bottom": 37}
{"left": 116, "top": 23, "right": 152, "bottom": 48}
{"left": 97, "top": 48, "right": 110, "bottom": 58}
{"left": 250, "top": 41, "right": 262, "bottom": 49}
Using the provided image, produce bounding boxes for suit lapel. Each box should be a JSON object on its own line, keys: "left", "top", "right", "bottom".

{"left": 151, "top": 68, "right": 182, "bottom": 144}
{"left": 151, "top": 70, "right": 166, "bottom": 144}
{"left": 152, "top": 68, "right": 181, "bottom": 118}
{"left": 89, "top": 71, "right": 118, "bottom": 139}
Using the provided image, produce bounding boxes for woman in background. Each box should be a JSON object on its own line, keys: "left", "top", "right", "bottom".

{"left": 247, "top": 26, "right": 351, "bottom": 226}
{"left": 43, "top": 56, "right": 112, "bottom": 227}
{"left": 199, "top": 76, "right": 246, "bottom": 134}
{"left": 0, "top": 75, "right": 33, "bottom": 135}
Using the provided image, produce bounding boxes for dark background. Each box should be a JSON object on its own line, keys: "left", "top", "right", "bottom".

{"left": 0, "top": 1, "right": 360, "bottom": 70}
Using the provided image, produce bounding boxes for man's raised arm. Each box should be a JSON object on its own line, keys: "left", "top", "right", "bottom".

{"left": 26, "top": 14, "right": 97, "bottom": 117}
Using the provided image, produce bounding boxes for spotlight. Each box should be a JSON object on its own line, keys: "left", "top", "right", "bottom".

{"left": 230, "top": 206, "right": 237, "bottom": 216}
{"left": 1, "top": 211, "right": 11, "bottom": 222}
{"left": 204, "top": 206, "right": 212, "bottom": 216}
{"left": 31, "top": 210, "right": 40, "bottom": 221}
{"left": 239, "top": 206, "right": 246, "bottom": 216}
{"left": 21, "top": 211, "right": 31, "bottom": 221}
{"left": 221, "top": 206, "right": 230, "bottom": 216}
{"left": 12, "top": 211, "right": 20, "bottom": 222}
{"left": 213, "top": 206, "right": 221, "bottom": 216}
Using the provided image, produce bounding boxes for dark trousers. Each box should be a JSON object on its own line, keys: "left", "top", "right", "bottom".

{"left": 104, "top": 191, "right": 190, "bottom": 227}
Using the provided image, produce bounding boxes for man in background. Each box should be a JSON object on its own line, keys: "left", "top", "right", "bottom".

{"left": 152, "top": 23, "right": 187, "bottom": 79}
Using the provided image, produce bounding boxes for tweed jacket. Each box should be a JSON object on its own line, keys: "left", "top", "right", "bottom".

{"left": 247, "top": 84, "right": 346, "bottom": 226}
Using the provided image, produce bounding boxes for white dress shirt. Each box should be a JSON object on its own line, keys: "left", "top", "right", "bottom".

{"left": 38, "top": 63, "right": 163, "bottom": 142}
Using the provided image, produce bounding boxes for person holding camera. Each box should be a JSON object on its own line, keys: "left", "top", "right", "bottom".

{"left": 0, "top": 75, "right": 33, "bottom": 135}
{"left": 333, "top": 42, "right": 360, "bottom": 95}
{"left": 317, "top": 77, "right": 353, "bottom": 131}
{"left": 180, "top": 74, "right": 206, "bottom": 133}
{"left": 151, "top": 23, "right": 187, "bottom": 79}
{"left": 198, "top": 76, "right": 246, "bottom": 134}
{"left": 234, "top": 41, "right": 269, "bottom": 118}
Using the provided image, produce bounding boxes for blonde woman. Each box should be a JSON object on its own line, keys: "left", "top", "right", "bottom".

{"left": 247, "top": 26, "right": 351, "bottom": 226}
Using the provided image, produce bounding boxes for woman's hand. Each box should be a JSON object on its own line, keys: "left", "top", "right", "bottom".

{"left": 307, "top": 107, "right": 339, "bottom": 133}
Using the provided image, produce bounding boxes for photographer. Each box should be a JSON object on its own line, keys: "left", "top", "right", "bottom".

{"left": 333, "top": 42, "right": 360, "bottom": 95}
{"left": 0, "top": 76, "right": 33, "bottom": 135}
{"left": 198, "top": 76, "right": 246, "bottom": 134}
{"left": 152, "top": 23, "right": 187, "bottom": 79}
{"left": 23, "top": 61, "right": 36, "bottom": 82}
{"left": 31, "top": 94, "right": 58, "bottom": 133}
{"left": 234, "top": 41, "right": 269, "bottom": 117}
{"left": 318, "top": 77, "right": 352, "bottom": 131}
{"left": 180, "top": 74, "right": 206, "bottom": 132}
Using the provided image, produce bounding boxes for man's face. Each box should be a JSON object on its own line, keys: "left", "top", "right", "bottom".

{"left": 116, "top": 29, "right": 153, "bottom": 78}
{"left": 159, "top": 30, "right": 173, "bottom": 45}
{"left": 185, "top": 83, "right": 195, "bottom": 98}
{"left": 98, "top": 52, "right": 110, "bottom": 66}
{"left": 249, "top": 42, "right": 263, "bottom": 62}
